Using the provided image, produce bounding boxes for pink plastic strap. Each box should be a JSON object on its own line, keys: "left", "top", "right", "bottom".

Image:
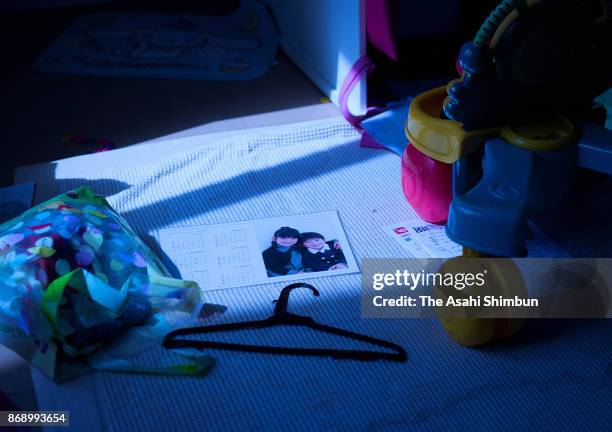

{"left": 339, "top": 54, "right": 381, "bottom": 128}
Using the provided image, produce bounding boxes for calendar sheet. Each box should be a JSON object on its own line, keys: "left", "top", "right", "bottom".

{"left": 158, "top": 211, "right": 359, "bottom": 291}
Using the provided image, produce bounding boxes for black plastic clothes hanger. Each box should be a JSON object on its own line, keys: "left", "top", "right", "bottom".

{"left": 163, "top": 283, "right": 407, "bottom": 362}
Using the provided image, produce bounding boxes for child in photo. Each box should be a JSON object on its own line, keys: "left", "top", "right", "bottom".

{"left": 262, "top": 226, "right": 304, "bottom": 277}
{"left": 299, "top": 232, "right": 348, "bottom": 272}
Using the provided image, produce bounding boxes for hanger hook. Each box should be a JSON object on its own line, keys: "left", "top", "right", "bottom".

{"left": 273, "top": 283, "right": 320, "bottom": 315}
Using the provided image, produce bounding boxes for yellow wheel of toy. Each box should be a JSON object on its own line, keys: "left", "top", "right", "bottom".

{"left": 434, "top": 256, "right": 527, "bottom": 346}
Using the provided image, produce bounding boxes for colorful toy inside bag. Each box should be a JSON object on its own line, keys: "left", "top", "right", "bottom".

{"left": 0, "top": 187, "right": 212, "bottom": 380}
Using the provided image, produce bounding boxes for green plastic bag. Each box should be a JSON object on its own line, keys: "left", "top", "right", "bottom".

{"left": 0, "top": 187, "right": 212, "bottom": 380}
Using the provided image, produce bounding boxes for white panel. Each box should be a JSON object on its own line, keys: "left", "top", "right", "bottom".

{"left": 267, "top": 0, "right": 366, "bottom": 115}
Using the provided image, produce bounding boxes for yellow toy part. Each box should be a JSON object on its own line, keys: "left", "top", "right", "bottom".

{"left": 500, "top": 116, "right": 576, "bottom": 152}
{"left": 434, "top": 256, "right": 527, "bottom": 346}
{"left": 486, "top": 258, "right": 527, "bottom": 342}
{"left": 405, "top": 86, "right": 500, "bottom": 164}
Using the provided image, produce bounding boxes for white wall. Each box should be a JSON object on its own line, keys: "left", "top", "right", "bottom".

{"left": 267, "top": 0, "right": 366, "bottom": 115}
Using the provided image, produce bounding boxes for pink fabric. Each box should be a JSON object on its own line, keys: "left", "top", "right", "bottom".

{"left": 360, "top": 131, "right": 386, "bottom": 149}
{"left": 366, "top": 0, "right": 398, "bottom": 60}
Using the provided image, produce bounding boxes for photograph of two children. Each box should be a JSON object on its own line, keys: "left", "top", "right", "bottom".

{"left": 256, "top": 212, "right": 358, "bottom": 281}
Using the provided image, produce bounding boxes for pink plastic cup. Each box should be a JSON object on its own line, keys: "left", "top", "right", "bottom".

{"left": 401, "top": 143, "right": 453, "bottom": 224}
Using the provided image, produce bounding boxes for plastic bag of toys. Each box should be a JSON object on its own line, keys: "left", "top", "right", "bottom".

{"left": 0, "top": 187, "right": 212, "bottom": 380}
